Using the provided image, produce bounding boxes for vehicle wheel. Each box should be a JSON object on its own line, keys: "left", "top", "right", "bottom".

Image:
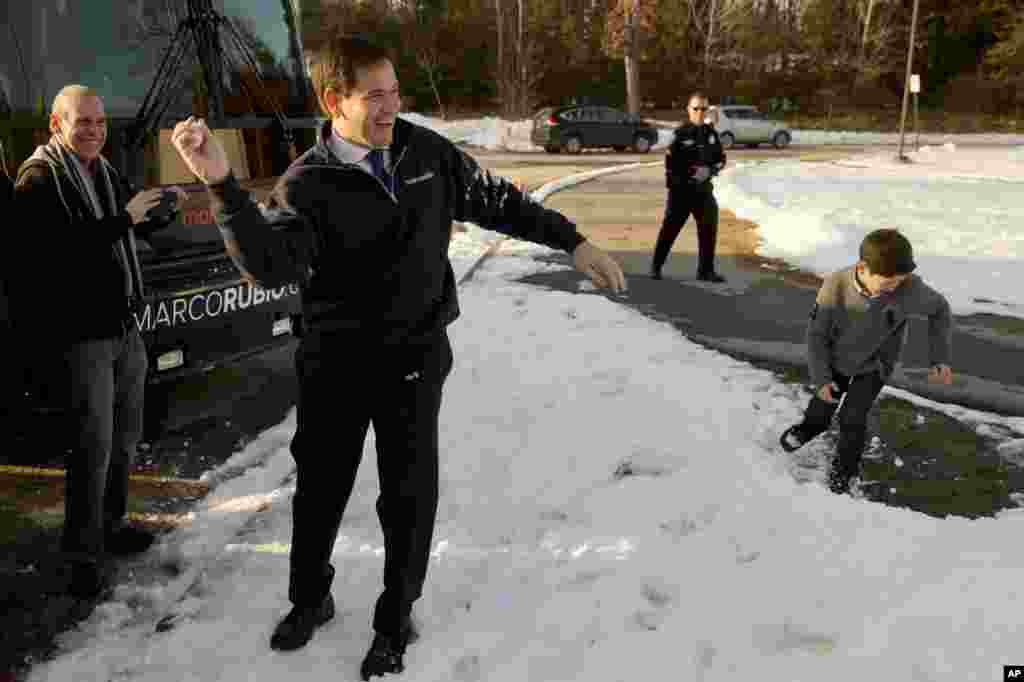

{"left": 544, "top": 146, "right": 560, "bottom": 154}
{"left": 632, "top": 135, "right": 652, "bottom": 153}
{"left": 719, "top": 132, "right": 735, "bottom": 149}
{"left": 772, "top": 131, "right": 791, "bottom": 149}
{"left": 564, "top": 136, "right": 583, "bottom": 154}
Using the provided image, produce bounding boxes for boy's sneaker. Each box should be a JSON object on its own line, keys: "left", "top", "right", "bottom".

{"left": 779, "top": 425, "right": 810, "bottom": 453}
{"left": 827, "top": 467, "right": 855, "bottom": 495}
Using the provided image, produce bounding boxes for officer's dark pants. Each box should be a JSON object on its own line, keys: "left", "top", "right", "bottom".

{"left": 797, "top": 371, "right": 885, "bottom": 474}
{"left": 288, "top": 332, "right": 453, "bottom": 636}
{"left": 61, "top": 326, "right": 148, "bottom": 561}
{"left": 652, "top": 187, "right": 720, "bottom": 276}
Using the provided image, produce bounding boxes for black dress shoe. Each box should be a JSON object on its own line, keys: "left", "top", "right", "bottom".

{"left": 696, "top": 271, "right": 726, "bottom": 283}
{"left": 68, "top": 559, "right": 114, "bottom": 599}
{"left": 105, "top": 524, "right": 156, "bottom": 555}
{"left": 360, "top": 622, "right": 419, "bottom": 680}
{"left": 270, "top": 594, "right": 336, "bottom": 651}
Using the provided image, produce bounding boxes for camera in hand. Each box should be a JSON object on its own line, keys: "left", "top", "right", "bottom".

{"left": 144, "top": 189, "right": 181, "bottom": 223}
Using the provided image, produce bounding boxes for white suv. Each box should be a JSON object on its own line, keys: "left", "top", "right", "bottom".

{"left": 708, "top": 105, "right": 792, "bottom": 149}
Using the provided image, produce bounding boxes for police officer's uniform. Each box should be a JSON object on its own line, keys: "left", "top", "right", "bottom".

{"left": 651, "top": 121, "right": 727, "bottom": 281}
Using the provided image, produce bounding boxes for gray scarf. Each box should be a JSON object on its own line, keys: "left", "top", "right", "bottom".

{"left": 29, "top": 135, "right": 143, "bottom": 300}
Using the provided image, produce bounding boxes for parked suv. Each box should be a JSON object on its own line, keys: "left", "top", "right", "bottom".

{"left": 531, "top": 105, "right": 659, "bottom": 154}
{"left": 708, "top": 105, "right": 792, "bottom": 149}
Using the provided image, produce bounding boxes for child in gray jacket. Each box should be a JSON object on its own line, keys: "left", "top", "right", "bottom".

{"left": 779, "top": 229, "right": 954, "bottom": 494}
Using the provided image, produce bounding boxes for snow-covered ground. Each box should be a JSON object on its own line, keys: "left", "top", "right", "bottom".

{"left": 715, "top": 143, "right": 1024, "bottom": 320}
{"left": 30, "top": 237, "right": 1024, "bottom": 682}
{"left": 26, "top": 115, "right": 1024, "bottom": 682}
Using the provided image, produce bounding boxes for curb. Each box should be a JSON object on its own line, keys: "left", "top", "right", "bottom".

{"left": 691, "top": 334, "right": 1024, "bottom": 419}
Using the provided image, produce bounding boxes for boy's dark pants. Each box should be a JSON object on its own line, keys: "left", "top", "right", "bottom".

{"left": 798, "top": 371, "right": 885, "bottom": 474}
{"left": 652, "top": 186, "right": 719, "bottom": 275}
{"left": 287, "top": 332, "right": 452, "bottom": 636}
{"left": 61, "top": 326, "right": 148, "bottom": 561}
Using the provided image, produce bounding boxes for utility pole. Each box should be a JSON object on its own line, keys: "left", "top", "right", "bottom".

{"left": 896, "top": 0, "right": 920, "bottom": 162}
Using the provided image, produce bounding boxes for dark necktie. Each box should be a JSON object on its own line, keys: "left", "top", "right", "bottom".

{"left": 367, "top": 149, "right": 393, "bottom": 195}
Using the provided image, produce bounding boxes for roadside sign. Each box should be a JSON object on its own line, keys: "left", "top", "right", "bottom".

{"left": 910, "top": 74, "right": 921, "bottom": 93}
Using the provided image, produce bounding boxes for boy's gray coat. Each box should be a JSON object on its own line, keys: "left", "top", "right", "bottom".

{"left": 807, "top": 266, "right": 952, "bottom": 387}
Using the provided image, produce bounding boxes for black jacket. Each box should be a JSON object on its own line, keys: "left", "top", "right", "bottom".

{"left": 209, "top": 118, "right": 585, "bottom": 348}
{"left": 665, "top": 122, "right": 726, "bottom": 191}
{"left": 13, "top": 157, "right": 172, "bottom": 344}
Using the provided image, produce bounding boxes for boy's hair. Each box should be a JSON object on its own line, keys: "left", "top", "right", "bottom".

{"left": 859, "top": 229, "right": 916, "bottom": 276}
{"left": 308, "top": 34, "right": 395, "bottom": 118}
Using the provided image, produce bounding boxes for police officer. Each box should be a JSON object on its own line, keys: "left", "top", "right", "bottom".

{"left": 650, "top": 92, "right": 727, "bottom": 283}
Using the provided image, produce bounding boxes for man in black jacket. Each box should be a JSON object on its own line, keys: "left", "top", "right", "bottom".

{"left": 651, "top": 92, "right": 728, "bottom": 283}
{"left": 14, "top": 85, "right": 183, "bottom": 598}
{"left": 172, "top": 35, "right": 625, "bottom": 681}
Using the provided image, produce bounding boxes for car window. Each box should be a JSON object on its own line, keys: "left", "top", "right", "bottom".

{"left": 559, "top": 108, "right": 581, "bottom": 122}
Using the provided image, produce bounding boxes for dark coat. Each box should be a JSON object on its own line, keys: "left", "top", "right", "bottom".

{"left": 13, "top": 156, "right": 171, "bottom": 344}
{"left": 209, "top": 118, "right": 585, "bottom": 349}
{"left": 665, "top": 122, "right": 727, "bottom": 191}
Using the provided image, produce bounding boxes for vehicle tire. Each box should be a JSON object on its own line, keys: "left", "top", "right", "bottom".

{"left": 772, "top": 131, "right": 791, "bottom": 149}
{"left": 544, "top": 146, "right": 560, "bottom": 154}
{"left": 719, "top": 132, "right": 735, "bottom": 149}
{"left": 632, "top": 135, "right": 652, "bottom": 153}
{"left": 564, "top": 136, "right": 583, "bottom": 154}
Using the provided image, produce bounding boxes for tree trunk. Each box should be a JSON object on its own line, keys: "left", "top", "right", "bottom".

{"left": 495, "top": 0, "right": 506, "bottom": 116}
{"left": 704, "top": 0, "right": 717, "bottom": 89}
{"left": 518, "top": 0, "right": 527, "bottom": 117}
{"left": 622, "top": 0, "right": 640, "bottom": 115}
{"left": 858, "top": 0, "right": 876, "bottom": 85}
{"left": 574, "top": 0, "right": 587, "bottom": 63}
{"left": 425, "top": 60, "right": 446, "bottom": 119}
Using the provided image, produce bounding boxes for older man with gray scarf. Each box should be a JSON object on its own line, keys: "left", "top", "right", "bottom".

{"left": 13, "top": 85, "right": 184, "bottom": 598}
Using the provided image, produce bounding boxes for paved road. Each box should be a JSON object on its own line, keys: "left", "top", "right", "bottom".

{"left": 511, "top": 166, "right": 1024, "bottom": 418}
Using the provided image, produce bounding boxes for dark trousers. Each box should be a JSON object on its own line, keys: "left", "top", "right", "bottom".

{"left": 288, "top": 332, "right": 453, "bottom": 635}
{"left": 61, "top": 327, "right": 148, "bottom": 560}
{"left": 798, "top": 371, "right": 885, "bottom": 474}
{"left": 653, "top": 187, "right": 720, "bottom": 275}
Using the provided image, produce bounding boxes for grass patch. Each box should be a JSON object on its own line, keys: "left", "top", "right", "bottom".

{"left": 859, "top": 398, "right": 1018, "bottom": 519}
{"left": 959, "top": 314, "right": 1024, "bottom": 338}
{"left": 765, "top": 364, "right": 1021, "bottom": 518}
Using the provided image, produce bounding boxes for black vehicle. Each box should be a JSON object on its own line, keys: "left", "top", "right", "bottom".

{"left": 531, "top": 105, "right": 659, "bottom": 154}
{"left": 0, "top": 0, "right": 318, "bottom": 442}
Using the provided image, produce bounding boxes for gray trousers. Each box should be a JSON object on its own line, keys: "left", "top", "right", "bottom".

{"left": 60, "top": 327, "right": 148, "bottom": 560}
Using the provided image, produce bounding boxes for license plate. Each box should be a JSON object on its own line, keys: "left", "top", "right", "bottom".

{"left": 272, "top": 317, "right": 292, "bottom": 337}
